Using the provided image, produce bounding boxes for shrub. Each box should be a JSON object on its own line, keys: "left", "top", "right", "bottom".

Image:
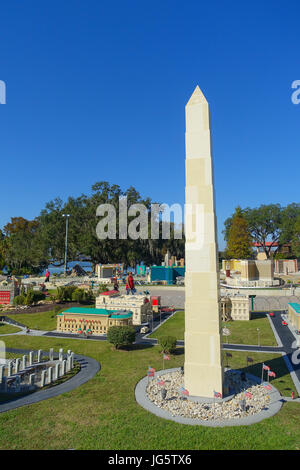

{"left": 72, "top": 288, "right": 94, "bottom": 304}
{"left": 98, "top": 284, "right": 109, "bottom": 294}
{"left": 56, "top": 286, "right": 77, "bottom": 302}
{"left": 13, "top": 295, "right": 25, "bottom": 306}
{"left": 24, "top": 290, "right": 46, "bottom": 306}
{"left": 158, "top": 335, "right": 177, "bottom": 354}
{"left": 107, "top": 325, "right": 136, "bottom": 349}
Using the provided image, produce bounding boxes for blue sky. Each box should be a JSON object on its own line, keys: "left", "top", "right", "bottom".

{"left": 0, "top": 0, "right": 299, "bottom": 250}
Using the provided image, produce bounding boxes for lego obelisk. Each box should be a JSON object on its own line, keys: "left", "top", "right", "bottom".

{"left": 184, "top": 86, "right": 223, "bottom": 398}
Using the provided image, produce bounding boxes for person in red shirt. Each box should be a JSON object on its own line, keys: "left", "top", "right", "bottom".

{"left": 126, "top": 273, "right": 136, "bottom": 295}
{"left": 45, "top": 269, "right": 50, "bottom": 283}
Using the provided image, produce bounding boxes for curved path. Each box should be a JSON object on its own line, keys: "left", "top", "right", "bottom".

{"left": 0, "top": 348, "right": 100, "bottom": 413}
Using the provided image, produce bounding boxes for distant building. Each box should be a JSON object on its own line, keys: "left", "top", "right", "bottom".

{"left": 221, "top": 295, "right": 250, "bottom": 321}
{"left": 0, "top": 281, "right": 18, "bottom": 305}
{"left": 288, "top": 303, "right": 300, "bottom": 332}
{"left": 96, "top": 292, "right": 152, "bottom": 325}
{"left": 222, "top": 259, "right": 278, "bottom": 287}
{"left": 57, "top": 307, "right": 133, "bottom": 335}
{"left": 252, "top": 242, "right": 292, "bottom": 260}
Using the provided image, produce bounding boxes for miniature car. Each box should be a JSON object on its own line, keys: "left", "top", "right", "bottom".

{"left": 140, "top": 326, "right": 150, "bottom": 334}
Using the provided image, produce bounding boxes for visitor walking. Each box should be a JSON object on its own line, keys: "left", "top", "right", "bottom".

{"left": 45, "top": 269, "right": 50, "bottom": 283}
{"left": 126, "top": 273, "right": 136, "bottom": 295}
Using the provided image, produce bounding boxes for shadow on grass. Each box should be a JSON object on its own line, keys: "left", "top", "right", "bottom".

{"left": 251, "top": 312, "right": 267, "bottom": 320}
{"left": 121, "top": 343, "right": 154, "bottom": 352}
{"left": 225, "top": 354, "right": 297, "bottom": 394}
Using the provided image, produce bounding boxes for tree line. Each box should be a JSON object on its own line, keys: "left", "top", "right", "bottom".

{"left": 0, "top": 182, "right": 185, "bottom": 275}
{"left": 223, "top": 203, "right": 300, "bottom": 260}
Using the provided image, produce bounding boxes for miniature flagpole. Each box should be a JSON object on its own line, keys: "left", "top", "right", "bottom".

{"left": 261, "top": 364, "right": 264, "bottom": 383}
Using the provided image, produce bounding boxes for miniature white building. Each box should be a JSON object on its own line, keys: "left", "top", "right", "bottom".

{"left": 96, "top": 293, "right": 152, "bottom": 326}
{"left": 221, "top": 294, "right": 250, "bottom": 321}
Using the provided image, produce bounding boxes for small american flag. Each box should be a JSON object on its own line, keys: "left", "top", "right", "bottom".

{"left": 147, "top": 370, "right": 155, "bottom": 377}
{"left": 262, "top": 363, "right": 270, "bottom": 371}
{"left": 148, "top": 366, "right": 156, "bottom": 373}
{"left": 268, "top": 371, "right": 276, "bottom": 378}
{"left": 157, "top": 378, "right": 165, "bottom": 386}
{"left": 163, "top": 354, "right": 170, "bottom": 360}
{"left": 226, "top": 352, "right": 232, "bottom": 358}
{"left": 214, "top": 390, "right": 222, "bottom": 398}
{"left": 245, "top": 392, "right": 253, "bottom": 398}
{"left": 247, "top": 357, "right": 253, "bottom": 363}
{"left": 264, "top": 384, "right": 272, "bottom": 390}
{"left": 179, "top": 387, "right": 189, "bottom": 396}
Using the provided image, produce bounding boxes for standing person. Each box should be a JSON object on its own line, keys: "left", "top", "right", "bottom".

{"left": 126, "top": 273, "right": 136, "bottom": 295}
{"left": 45, "top": 269, "right": 50, "bottom": 283}
{"left": 113, "top": 276, "right": 119, "bottom": 291}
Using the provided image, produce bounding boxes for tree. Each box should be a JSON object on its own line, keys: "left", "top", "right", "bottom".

{"left": 158, "top": 335, "right": 177, "bottom": 354}
{"left": 107, "top": 325, "right": 136, "bottom": 349}
{"left": 225, "top": 207, "right": 252, "bottom": 259}
{"left": 292, "top": 214, "right": 300, "bottom": 258}
{"left": 2, "top": 217, "right": 48, "bottom": 274}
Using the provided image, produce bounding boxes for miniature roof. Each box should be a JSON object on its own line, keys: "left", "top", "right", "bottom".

{"left": 58, "top": 307, "right": 132, "bottom": 319}
{"left": 288, "top": 303, "right": 300, "bottom": 314}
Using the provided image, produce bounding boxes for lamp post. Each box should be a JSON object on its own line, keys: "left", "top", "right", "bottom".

{"left": 62, "top": 214, "right": 70, "bottom": 277}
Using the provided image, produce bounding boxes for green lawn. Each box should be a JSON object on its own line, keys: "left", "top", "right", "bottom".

{"left": 0, "top": 334, "right": 299, "bottom": 450}
{"left": 6, "top": 309, "right": 60, "bottom": 331}
{"left": 0, "top": 322, "right": 22, "bottom": 335}
{"left": 149, "top": 311, "right": 277, "bottom": 347}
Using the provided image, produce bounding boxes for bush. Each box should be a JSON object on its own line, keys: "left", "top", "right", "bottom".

{"left": 56, "top": 286, "right": 77, "bottom": 302}
{"left": 24, "top": 290, "right": 46, "bottom": 306}
{"left": 98, "top": 284, "right": 109, "bottom": 294}
{"left": 13, "top": 295, "right": 25, "bottom": 306}
{"left": 107, "top": 325, "right": 136, "bottom": 349}
{"left": 72, "top": 288, "right": 94, "bottom": 304}
{"left": 158, "top": 335, "right": 177, "bottom": 354}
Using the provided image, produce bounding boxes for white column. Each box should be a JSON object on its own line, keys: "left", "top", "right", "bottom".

{"left": 184, "top": 86, "right": 223, "bottom": 398}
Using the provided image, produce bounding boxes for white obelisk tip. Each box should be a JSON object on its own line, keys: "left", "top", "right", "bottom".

{"left": 186, "top": 85, "right": 208, "bottom": 106}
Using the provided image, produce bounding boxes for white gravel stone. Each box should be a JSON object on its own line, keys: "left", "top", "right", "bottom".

{"left": 146, "top": 371, "right": 271, "bottom": 421}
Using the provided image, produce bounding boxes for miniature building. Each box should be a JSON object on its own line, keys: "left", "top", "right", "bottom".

{"left": 150, "top": 266, "right": 185, "bottom": 285}
{"left": 288, "top": 303, "right": 300, "bottom": 331}
{"left": 0, "top": 281, "right": 18, "bottom": 305}
{"left": 151, "top": 296, "right": 161, "bottom": 313}
{"left": 96, "top": 292, "right": 152, "bottom": 325}
{"left": 95, "top": 263, "right": 124, "bottom": 280}
{"left": 57, "top": 307, "right": 133, "bottom": 335}
{"left": 274, "top": 259, "right": 299, "bottom": 275}
{"left": 221, "top": 259, "right": 278, "bottom": 287}
{"left": 221, "top": 295, "right": 250, "bottom": 321}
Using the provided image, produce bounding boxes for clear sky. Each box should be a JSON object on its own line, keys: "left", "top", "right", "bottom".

{"left": 0, "top": 0, "right": 299, "bottom": 249}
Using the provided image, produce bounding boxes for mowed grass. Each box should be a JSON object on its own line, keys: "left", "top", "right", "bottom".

{"left": 150, "top": 311, "right": 277, "bottom": 347}
{"left": 149, "top": 310, "right": 185, "bottom": 340}
{"left": 0, "top": 335, "right": 299, "bottom": 450}
{"left": 5, "top": 309, "right": 60, "bottom": 331}
{"left": 0, "top": 323, "right": 22, "bottom": 335}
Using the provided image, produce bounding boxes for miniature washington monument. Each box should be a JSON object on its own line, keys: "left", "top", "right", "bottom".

{"left": 184, "top": 85, "right": 223, "bottom": 398}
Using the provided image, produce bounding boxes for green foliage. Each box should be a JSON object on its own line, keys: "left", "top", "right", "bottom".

{"left": 13, "top": 294, "right": 25, "bottom": 306}
{"left": 56, "top": 286, "right": 77, "bottom": 302}
{"left": 225, "top": 207, "right": 252, "bottom": 259}
{"left": 223, "top": 203, "right": 300, "bottom": 259}
{"left": 158, "top": 335, "right": 177, "bottom": 354}
{"left": 98, "top": 284, "right": 110, "bottom": 294}
{"left": 24, "top": 290, "right": 46, "bottom": 306}
{"left": 72, "top": 288, "right": 94, "bottom": 304}
{"left": 107, "top": 325, "right": 136, "bottom": 349}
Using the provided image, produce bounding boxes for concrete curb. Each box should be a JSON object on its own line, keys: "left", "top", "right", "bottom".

{"left": 135, "top": 367, "right": 283, "bottom": 427}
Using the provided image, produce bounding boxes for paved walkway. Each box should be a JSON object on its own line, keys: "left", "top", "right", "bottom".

{"left": 0, "top": 348, "right": 100, "bottom": 413}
